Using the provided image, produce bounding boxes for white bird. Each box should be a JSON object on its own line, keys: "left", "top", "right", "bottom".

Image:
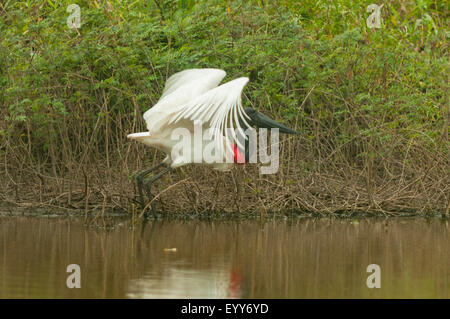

{"left": 128, "top": 68, "right": 297, "bottom": 208}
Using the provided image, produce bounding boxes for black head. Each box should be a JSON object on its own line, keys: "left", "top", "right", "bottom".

{"left": 235, "top": 108, "right": 297, "bottom": 163}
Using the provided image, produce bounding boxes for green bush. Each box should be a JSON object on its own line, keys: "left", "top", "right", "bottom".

{"left": 0, "top": 0, "right": 448, "bottom": 213}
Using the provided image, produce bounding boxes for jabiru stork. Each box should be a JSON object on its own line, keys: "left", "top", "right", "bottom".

{"left": 128, "top": 68, "right": 297, "bottom": 208}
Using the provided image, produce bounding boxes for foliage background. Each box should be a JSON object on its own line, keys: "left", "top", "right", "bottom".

{"left": 0, "top": 0, "right": 448, "bottom": 215}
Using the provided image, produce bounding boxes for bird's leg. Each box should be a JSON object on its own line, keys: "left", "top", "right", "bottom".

{"left": 142, "top": 166, "right": 173, "bottom": 210}
{"left": 136, "top": 162, "right": 165, "bottom": 207}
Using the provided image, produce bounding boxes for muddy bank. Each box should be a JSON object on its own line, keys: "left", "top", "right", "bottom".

{"left": 1, "top": 203, "right": 447, "bottom": 221}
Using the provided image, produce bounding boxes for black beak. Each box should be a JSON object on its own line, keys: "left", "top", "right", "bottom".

{"left": 244, "top": 108, "right": 298, "bottom": 135}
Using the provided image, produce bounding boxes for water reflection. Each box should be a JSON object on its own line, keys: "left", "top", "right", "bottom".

{"left": 127, "top": 267, "right": 242, "bottom": 298}
{"left": 0, "top": 216, "right": 448, "bottom": 298}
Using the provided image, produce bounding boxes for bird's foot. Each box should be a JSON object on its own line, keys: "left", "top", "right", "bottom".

{"left": 134, "top": 164, "right": 172, "bottom": 217}
{"left": 135, "top": 163, "right": 166, "bottom": 210}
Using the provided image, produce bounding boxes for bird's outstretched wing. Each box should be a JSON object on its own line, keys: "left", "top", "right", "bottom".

{"left": 158, "top": 68, "right": 226, "bottom": 102}
{"left": 143, "top": 69, "right": 227, "bottom": 133}
{"left": 169, "top": 76, "right": 251, "bottom": 155}
{"left": 144, "top": 68, "right": 226, "bottom": 118}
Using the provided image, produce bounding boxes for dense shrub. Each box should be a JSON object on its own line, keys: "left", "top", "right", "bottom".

{"left": 0, "top": 0, "right": 448, "bottom": 214}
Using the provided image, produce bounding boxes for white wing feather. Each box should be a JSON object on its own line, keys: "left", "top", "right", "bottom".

{"left": 169, "top": 77, "right": 251, "bottom": 155}
{"left": 143, "top": 68, "right": 226, "bottom": 132}
{"left": 158, "top": 68, "right": 226, "bottom": 101}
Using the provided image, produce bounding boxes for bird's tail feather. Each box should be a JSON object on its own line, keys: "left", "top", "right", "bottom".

{"left": 127, "top": 132, "right": 151, "bottom": 140}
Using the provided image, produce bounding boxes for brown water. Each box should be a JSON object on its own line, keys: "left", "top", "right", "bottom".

{"left": 0, "top": 216, "right": 448, "bottom": 298}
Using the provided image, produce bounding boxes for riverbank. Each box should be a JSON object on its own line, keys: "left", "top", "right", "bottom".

{"left": 1, "top": 1, "right": 448, "bottom": 216}
{"left": 1, "top": 200, "right": 447, "bottom": 221}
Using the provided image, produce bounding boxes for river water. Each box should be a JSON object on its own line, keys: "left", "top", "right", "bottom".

{"left": 0, "top": 216, "right": 448, "bottom": 298}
